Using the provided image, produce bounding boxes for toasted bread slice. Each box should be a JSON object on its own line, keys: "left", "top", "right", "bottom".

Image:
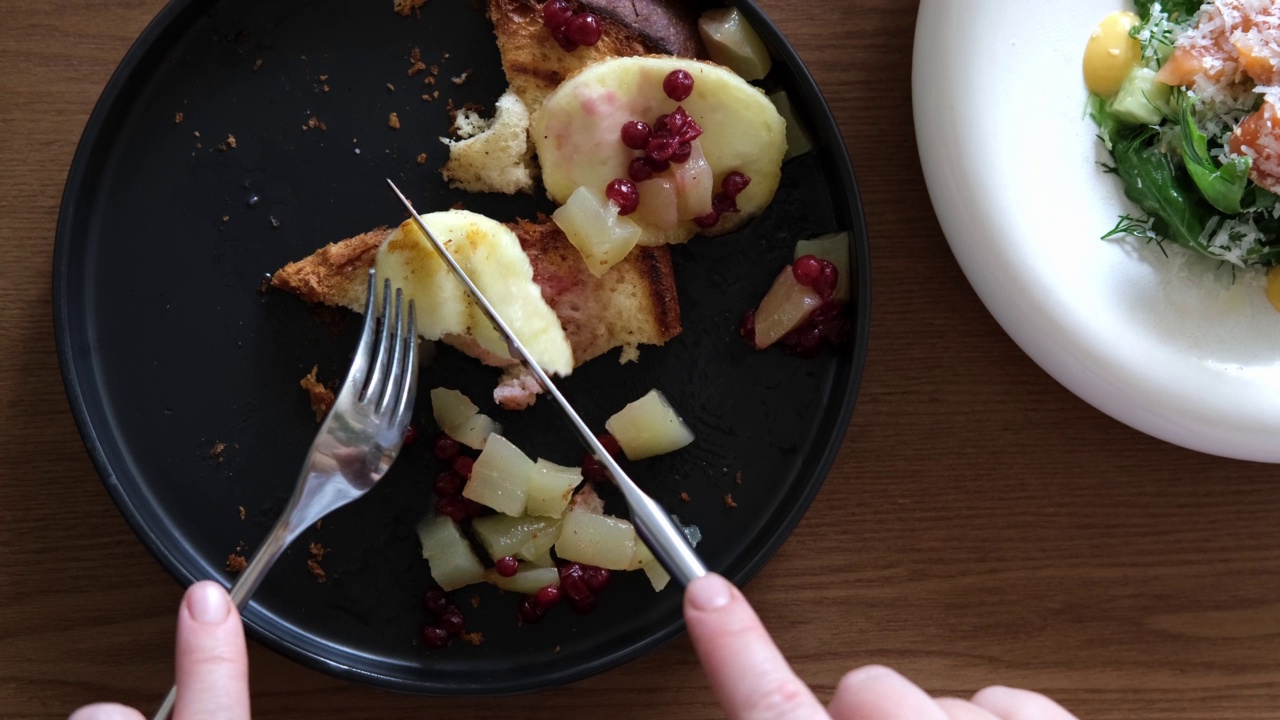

{"left": 489, "top": 0, "right": 705, "bottom": 113}
{"left": 271, "top": 218, "right": 681, "bottom": 369}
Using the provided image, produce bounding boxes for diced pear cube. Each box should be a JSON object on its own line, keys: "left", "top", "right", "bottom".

{"left": 471, "top": 514, "right": 561, "bottom": 562}
{"left": 416, "top": 515, "right": 486, "bottom": 591}
{"left": 526, "top": 459, "right": 582, "bottom": 518}
{"left": 605, "top": 389, "right": 695, "bottom": 460}
{"left": 555, "top": 510, "right": 636, "bottom": 570}
{"left": 674, "top": 142, "right": 714, "bottom": 221}
{"left": 627, "top": 540, "right": 671, "bottom": 592}
{"left": 769, "top": 90, "right": 813, "bottom": 161}
{"left": 753, "top": 266, "right": 822, "bottom": 349}
{"left": 450, "top": 413, "right": 501, "bottom": 450}
{"left": 483, "top": 565, "right": 561, "bottom": 594}
{"left": 698, "top": 7, "right": 773, "bottom": 81}
{"left": 463, "top": 434, "right": 534, "bottom": 516}
{"left": 431, "top": 387, "right": 478, "bottom": 431}
{"left": 794, "top": 232, "right": 851, "bottom": 302}
{"left": 553, "top": 186, "right": 642, "bottom": 278}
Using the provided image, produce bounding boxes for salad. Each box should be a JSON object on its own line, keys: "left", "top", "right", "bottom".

{"left": 1082, "top": 0, "right": 1280, "bottom": 308}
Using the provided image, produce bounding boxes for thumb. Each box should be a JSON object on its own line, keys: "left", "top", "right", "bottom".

{"left": 173, "top": 581, "right": 251, "bottom": 720}
{"left": 684, "top": 573, "right": 828, "bottom": 720}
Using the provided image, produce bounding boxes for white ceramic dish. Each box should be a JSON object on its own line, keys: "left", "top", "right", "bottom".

{"left": 913, "top": 0, "right": 1280, "bottom": 463}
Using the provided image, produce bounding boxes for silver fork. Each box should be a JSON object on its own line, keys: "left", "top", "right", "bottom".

{"left": 153, "top": 269, "right": 418, "bottom": 720}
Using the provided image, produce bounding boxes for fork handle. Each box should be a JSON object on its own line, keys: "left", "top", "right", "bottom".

{"left": 151, "top": 519, "right": 295, "bottom": 720}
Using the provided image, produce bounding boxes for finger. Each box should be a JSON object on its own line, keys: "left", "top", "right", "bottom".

{"left": 826, "top": 666, "right": 949, "bottom": 720}
{"left": 68, "top": 703, "right": 146, "bottom": 720}
{"left": 173, "top": 581, "right": 251, "bottom": 720}
{"left": 934, "top": 698, "right": 1003, "bottom": 720}
{"left": 683, "top": 573, "right": 828, "bottom": 720}
{"left": 970, "top": 686, "right": 1079, "bottom": 720}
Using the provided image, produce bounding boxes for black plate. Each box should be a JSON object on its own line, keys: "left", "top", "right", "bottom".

{"left": 53, "top": 0, "right": 869, "bottom": 695}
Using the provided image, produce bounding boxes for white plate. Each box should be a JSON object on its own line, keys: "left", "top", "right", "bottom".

{"left": 913, "top": 0, "right": 1280, "bottom": 463}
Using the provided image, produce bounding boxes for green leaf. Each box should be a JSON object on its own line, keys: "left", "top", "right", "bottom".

{"left": 1105, "top": 124, "right": 1211, "bottom": 255}
{"left": 1179, "top": 98, "right": 1251, "bottom": 214}
{"left": 1133, "top": 0, "right": 1204, "bottom": 21}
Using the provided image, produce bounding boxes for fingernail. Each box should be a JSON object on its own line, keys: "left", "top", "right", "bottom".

{"left": 187, "top": 581, "right": 231, "bottom": 625}
{"left": 686, "top": 573, "right": 733, "bottom": 611}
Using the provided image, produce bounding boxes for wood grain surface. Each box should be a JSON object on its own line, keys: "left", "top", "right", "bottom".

{"left": 3, "top": 1, "right": 1279, "bottom": 718}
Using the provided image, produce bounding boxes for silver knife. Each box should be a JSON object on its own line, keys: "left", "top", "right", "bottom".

{"left": 386, "top": 179, "right": 707, "bottom": 587}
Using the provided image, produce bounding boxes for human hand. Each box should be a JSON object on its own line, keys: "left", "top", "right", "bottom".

{"left": 683, "top": 573, "right": 1078, "bottom": 719}
{"left": 69, "top": 581, "right": 251, "bottom": 720}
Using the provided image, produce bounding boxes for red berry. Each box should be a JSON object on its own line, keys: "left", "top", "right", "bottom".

{"left": 712, "top": 191, "right": 738, "bottom": 215}
{"left": 562, "top": 574, "right": 590, "bottom": 602}
{"left": 495, "top": 556, "right": 519, "bottom": 577}
{"left": 721, "top": 171, "right": 751, "bottom": 198}
{"left": 439, "top": 608, "right": 466, "bottom": 636}
{"left": 620, "top": 120, "right": 651, "bottom": 150}
{"left": 809, "top": 300, "right": 844, "bottom": 325}
{"left": 569, "top": 593, "right": 598, "bottom": 613}
{"left": 535, "top": 584, "right": 562, "bottom": 606}
{"left": 582, "top": 565, "right": 611, "bottom": 591}
{"left": 563, "top": 13, "right": 602, "bottom": 46}
{"left": 434, "top": 470, "right": 463, "bottom": 498}
{"left": 558, "top": 562, "right": 582, "bottom": 580}
{"left": 542, "top": 0, "right": 574, "bottom": 30}
{"left": 605, "top": 178, "right": 640, "bottom": 215}
{"left": 670, "top": 141, "right": 692, "bottom": 164}
{"left": 519, "top": 596, "right": 547, "bottom": 623}
{"left": 628, "top": 157, "right": 655, "bottom": 182}
{"left": 431, "top": 433, "right": 459, "bottom": 461}
{"left": 451, "top": 455, "right": 474, "bottom": 479}
{"left": 423, "top": 588, "right": 450, "bottom": 615}
{"left": 792, "top": 254, "right": 822, "bottom": 287}
{"left": 646, "top": 136, "right": 678, "bottom": 162}
{"left": 739, "top": 308, "right": 757, "bottom": 346}
{"left": 436, "top": 495, "right": 469, "bottom": 523}
{"left": 550, "top": 25, "right": 578, "bottom": 52}
{"left": 403, "top": 423, "right": 419, "bottom": 445}
{"left": 422, "top": 625, "right": 450, "bottom": 647}
{"left": 652, "top": 114, "right": 671, "bottom": 137}
{"left": 597, "top": 434, "right": 623, "bottom": 459}
{"left": 813, "top": 261, "right": 838, "bottom": 300}
{"left": 783, "top": 325, "right": 824, "bottom": 358}
{"left": 678, "top": 117, "right": 703, "bottom": 143}
{"left": 660, "top": 106, "right": 690, "bottom": 137}
{"left": 663, "top": 69, "right": 694, "bottom": 101}
{"left": 581, "top": 453, "right": 608, "bottom": 483}
{"left": 644, "top": 157, "right": 671, "bottom": 174}
{"left": 693, "top": 211, "right": 720, "bottom": 228}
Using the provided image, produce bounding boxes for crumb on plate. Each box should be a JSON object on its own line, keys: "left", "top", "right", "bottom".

{"left": 300, "top": 365, "right": 334, "bottom": 421}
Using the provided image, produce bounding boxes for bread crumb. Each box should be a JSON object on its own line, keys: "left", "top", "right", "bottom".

{"left": 430, "top": 65, "right": 439, "bottom": 76}
{"left": 723, "top": 494, "right": 738, "bottom": 509}
{"left": 407, "top": 46, "right": 427, "bottom": 77}
{"left": 193, "top": 131, "right": 200, "bottom": 138}
{"left": 460, "top": 631, "right": 484, "bottom": 646}
{"left": 424, "top": 75, "right": 436, "bottom": 86}
{"left": 304, "top": 116, "right": 327, "bottom": 132}
{"left": 319, "top": 74, "right": 329, "bottom": 82}
{"left": 416, "top": 153, "right": 427, "bottom": 165}
{"left": 174, "top": 112, "right": 184, "bottom": 124}
{"left": 226, "top": 134, "right": 237, "bottom": 149}
{"left": 210, "top": 441, "right": 227, "bottom": 461}
{"left": 307, "top": 542, "right": 328, "bottom": 583}
{"left": 553, "top": 645, "right": 561, "bottom": 654}
{"left": 300, "top": 365, "right": 335, "bottom": 421}
{"left": 451, "top": 70, "right": 471, "bottom": 85}
{"left": 221, "top": 215, "right": 230, "bottom": 223}
{"left": 322, "top": 84, "right": 330, "bottom": 93}
{"left": 393, "top": 0, "right": 426, "bottom": 16}
{"left": 388, "top": 112, "right": 401, "bottom": 130}
{"left": 238, "top": 505, "right": 246, "bottom": 520}
{"left": 226, "top": 554, "right": 247, "bottom": 573}
{"left": 734, "top": 470, "right": 743, "bottom": 485}
{"left": 386, "top": 82, "right": 396, "bottom": 92}
{"left": 439, "top": 89, "right": 535, "bottom": 194}
{"left": 679, "top": 491, "right": 690, "bottom": 502}
{"left": 618, "top": 344, "right": 640, "bottom": 364}
{"left": 252, "top": 58, "right": 263, "bottom": 72}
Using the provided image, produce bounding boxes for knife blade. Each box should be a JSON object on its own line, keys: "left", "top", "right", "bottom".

{"left": 385, "top": 179, "right": 707, "bottom": 586}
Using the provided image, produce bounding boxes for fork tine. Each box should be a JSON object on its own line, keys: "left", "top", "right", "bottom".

{"left": 376, "top": 288, "right": 406, "bottom": 417}
{"left": 343, "top": 270, "right": 380, "bottom": 396}
{"left": 391, "top": 300, "right": 419, "bottom": 433}
{"left": 362, "top": 278, "right": 394, "bottom": 404}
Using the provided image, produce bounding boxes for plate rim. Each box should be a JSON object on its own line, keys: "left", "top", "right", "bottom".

{"left": 52, "top": 0, "right": 873, "bottom": 694}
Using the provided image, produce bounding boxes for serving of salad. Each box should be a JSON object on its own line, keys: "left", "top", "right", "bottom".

{"left": 1083, "top": 0, "right": 1280, "bottom": 309}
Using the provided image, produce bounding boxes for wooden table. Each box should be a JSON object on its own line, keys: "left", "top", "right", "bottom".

{"left": 4, "top": 1, "right": 1279, "bottom": 718}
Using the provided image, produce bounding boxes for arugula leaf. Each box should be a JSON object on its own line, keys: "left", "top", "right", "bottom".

{"left": 1132, "top": 0, "right": 1205, "bottom": 22}
{"left": 1092, "top": 96, "right": 1211, "bottom": 254}
{"left": 1179, "top": 98, "right": 1251, "bottom": 213}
